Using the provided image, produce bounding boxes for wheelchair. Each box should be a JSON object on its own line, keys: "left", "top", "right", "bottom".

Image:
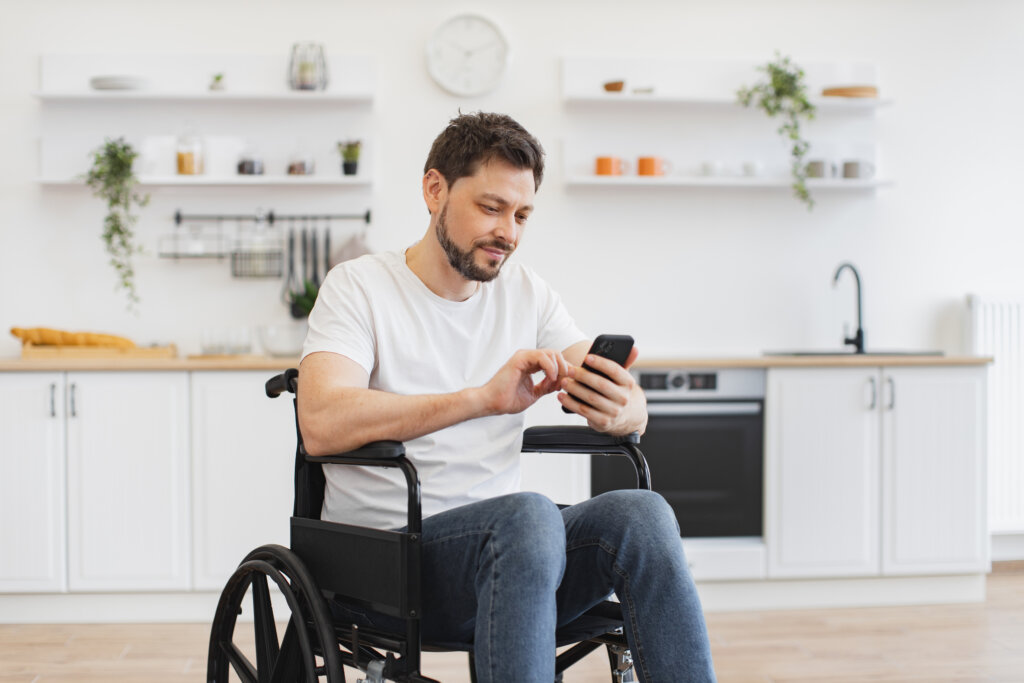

{"left": 207, "top": 368, "right": 652, "bottom": 682}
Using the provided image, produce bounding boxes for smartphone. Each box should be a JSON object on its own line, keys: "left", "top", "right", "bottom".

{"left": 562, "top": 334, "right": 635, "bottom": 413}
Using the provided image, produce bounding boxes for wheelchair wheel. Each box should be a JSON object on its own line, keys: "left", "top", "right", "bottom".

{"left": 208, "top": 544, "right": 344, "bottom": 682}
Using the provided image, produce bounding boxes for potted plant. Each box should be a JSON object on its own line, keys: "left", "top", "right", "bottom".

{"left": 83, "top": 137, "right": 150, "bottom": 309}
{"left": 337, "top": 139, "right": 361, "bottom": 176}
{"left": 737, "top": 53, "right": 817, "bottom": 209}
{"left": 288, "top": 279, "right": 320, "bottom": 319}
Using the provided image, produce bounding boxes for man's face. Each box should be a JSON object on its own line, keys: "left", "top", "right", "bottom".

{"left": 434, "top": 159, "right": 535, "bottom": 283}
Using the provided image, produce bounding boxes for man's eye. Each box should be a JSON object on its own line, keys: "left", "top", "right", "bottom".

{"left": 516, "top": 214, "right": 529, "bottom": 224}
{"left": 483, "top": 205, "right": 498, "bottom": 213}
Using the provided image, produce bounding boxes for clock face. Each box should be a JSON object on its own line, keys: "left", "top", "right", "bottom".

{"left": 426, "top": 14, "right": 509, "bottom": 97}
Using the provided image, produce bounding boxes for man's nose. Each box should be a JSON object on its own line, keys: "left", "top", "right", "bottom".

{"left": 493, "top": 213, "right": 518, "bottom": 246}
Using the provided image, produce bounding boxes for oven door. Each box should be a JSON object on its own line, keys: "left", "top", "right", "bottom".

{"left": 591, "top": 400, "right": 763, "bottom": 538}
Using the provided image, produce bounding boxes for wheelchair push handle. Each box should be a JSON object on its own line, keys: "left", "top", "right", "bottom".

{"left": 266, "top": 368, "right": 299, "bottom": 398}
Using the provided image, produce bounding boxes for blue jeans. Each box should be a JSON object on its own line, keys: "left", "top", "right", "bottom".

{"left": 334, "top": 490, "right": 716, "bottom": 682}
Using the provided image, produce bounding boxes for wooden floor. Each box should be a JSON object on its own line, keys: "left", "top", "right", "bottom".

{"left": 2, "top": 567, "right": 1022, "bottom": 682}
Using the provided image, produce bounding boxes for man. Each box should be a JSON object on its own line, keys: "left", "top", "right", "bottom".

{"left": 299, "top": 112, "right": 716, "bottom": 682}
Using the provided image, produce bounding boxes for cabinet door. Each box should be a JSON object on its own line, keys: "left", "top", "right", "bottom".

{"left": 0, "top": 372, "right": 67, "bottom": 592}
{"left": 191, "top": 371, "right": 294, "bottom": 589}
{"left": 881, "top": 366, "right": 988, "bottom": 574}
{"left": 66, "top": 372, "right": 190, "bottom": 591}
{"left": 766, "top": 368, "right": 881, "bottom": 578}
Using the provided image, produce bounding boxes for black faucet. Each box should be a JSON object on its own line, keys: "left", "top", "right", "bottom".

{"left": 832, "top": 262, "right": 865, "bottom": 354}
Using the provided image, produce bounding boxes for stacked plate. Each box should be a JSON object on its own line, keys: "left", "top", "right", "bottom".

{"left": 89, "top": 75, "right": 148, "bottom": 91}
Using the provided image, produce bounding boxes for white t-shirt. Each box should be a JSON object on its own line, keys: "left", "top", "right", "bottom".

{"left": 302, "top": 250, "right": 587, "bottom": 529}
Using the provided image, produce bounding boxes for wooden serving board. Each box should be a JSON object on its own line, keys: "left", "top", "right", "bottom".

{"left": 21, "top": 342, "right": 178, "bottom": 359}
{"left": 821, "top": 85, "right": 879, "bottom": 98}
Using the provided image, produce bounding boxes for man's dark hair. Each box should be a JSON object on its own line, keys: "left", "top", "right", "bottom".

{"left": 424, "top": 111, "right": 545, "bottom": 191}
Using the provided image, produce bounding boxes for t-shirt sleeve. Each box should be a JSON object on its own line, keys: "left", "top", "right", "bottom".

{"left": 301, "top": 265, "right": 377, "bottom": 375}
{"left": 530, "top": 269, "right": 588, "bottom": 353}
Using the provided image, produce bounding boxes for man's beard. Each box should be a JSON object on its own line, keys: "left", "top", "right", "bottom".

{"left": 435, "top": 204, "right": 513, "bottom": 283}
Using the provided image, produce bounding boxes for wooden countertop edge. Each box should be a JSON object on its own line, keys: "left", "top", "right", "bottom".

{"left": 634, "top": 356, "right": 993, "bottom": 368}
{"left": 0, "top": 356, "right": 302, "bottom": 371}
{"left": 0, "top": 355, "right": 992, "bottom": 371}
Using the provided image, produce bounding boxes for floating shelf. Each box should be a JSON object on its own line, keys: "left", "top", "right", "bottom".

{"left": 565, "top": 176, "right": 894, "bottom": 189}
{"left": 38, "top": 175, "right": 371, "bottom": 188}
{"left": 564, "top": 93, "right": 893, "bottom": 110}
{"left": 33, "top": 91, "right": 373, "bottom": 104}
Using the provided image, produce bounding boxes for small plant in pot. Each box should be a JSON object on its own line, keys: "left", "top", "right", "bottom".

{"left": 83, "top": 137, "right": 150, "bottom": 309}
{"left": 737, "top": 52, "right": 817, "bottom": 209}
{"left": 337, "top": 139, "right": 361, "bottom": 176}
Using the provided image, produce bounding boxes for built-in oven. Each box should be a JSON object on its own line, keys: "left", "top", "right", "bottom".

{"left": 591, "top": 367, "right": 765, "bottom": 538}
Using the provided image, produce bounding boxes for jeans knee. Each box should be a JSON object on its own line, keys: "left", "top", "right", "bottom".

{"left": 490, "top": 492, "right": 565, "bottom": 579}
{"left": 598, "top": 489, "right": 681, "bottom": 543}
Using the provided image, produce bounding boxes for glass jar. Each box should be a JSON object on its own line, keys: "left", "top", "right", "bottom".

{"left": 237, "top": 147, "right": 264, "bottom": 175}
{"left": 176, "top": 131, "right": 204, "bottom": 175}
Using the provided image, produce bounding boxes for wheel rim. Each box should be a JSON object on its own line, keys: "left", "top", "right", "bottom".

{"left": 208, "top": 545, "right": 343, "bottom": 683}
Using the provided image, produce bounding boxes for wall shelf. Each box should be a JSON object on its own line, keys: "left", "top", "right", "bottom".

{"left": 565, "top": 176, "right": 893, "bottom": 189}
{"left": 38, "top": 175, "right": 371, "bottom": 188}
{"left": 565, "top": 93, "right": 892, "bottom": 110}
{"left": 33, "top": 91, "right": 373, "bottom": 105}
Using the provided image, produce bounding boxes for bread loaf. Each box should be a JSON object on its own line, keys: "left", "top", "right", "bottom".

{"left": 10, "top": 327, "right": 136, "bottom": 349}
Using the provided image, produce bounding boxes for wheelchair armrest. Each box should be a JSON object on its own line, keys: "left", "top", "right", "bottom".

{"left": 301, "top": 440, "right": 406, "bottom": 465}
{"left": 301, "top": 440, "right": 422, "bottom": 533}
{"left": 522, "top": 426, "right": 651, "bottom": 491}
{"left": 522, "top": 426, "right": 639, "bottom": 452}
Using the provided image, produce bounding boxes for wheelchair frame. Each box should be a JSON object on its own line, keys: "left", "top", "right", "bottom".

{"left": 207, "top": 368, "right": 650, "bottom": 682}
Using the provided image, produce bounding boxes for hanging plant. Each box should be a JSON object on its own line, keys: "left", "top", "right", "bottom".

{"left": 83, "top": 137, "right": 150, "bottom": 309}
{"left": 737, "top": 53, "right": 817, "bottom": 209}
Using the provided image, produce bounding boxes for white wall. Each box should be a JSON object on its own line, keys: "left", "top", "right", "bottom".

{"left": 2, "top": 0, "right": 1022, "bottom": 358}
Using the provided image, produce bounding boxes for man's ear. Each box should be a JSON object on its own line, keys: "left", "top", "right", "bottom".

{"left": 422, "top": 169, "right": 447, "bottom": 215}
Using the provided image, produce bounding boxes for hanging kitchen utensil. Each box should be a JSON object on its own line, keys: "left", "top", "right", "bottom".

{"left": 323, "top": 222, "right": 331, "bottom": 279}
{"left": 310, "top": 219, "right": 320, "bottom": 285}
{"left": 281, "top": 227, "right": 298, "bottom": 303}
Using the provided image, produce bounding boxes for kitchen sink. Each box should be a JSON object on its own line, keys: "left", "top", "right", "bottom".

{"left": 763, "top": 350, "right": 945, "bottom": 357}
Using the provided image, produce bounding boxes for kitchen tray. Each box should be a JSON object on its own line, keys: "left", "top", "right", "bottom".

{"left": 21, "top": 342, "right": 178, "bottom": 359}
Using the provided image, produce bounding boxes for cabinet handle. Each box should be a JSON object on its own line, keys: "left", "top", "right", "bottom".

{"left": 49, "top": 383, "right": 57, "bottom": 417}
{"left": 886, "top": 377, "right": 895, "bottom": 411}
{"left": 868, "top": 376, "right": 877, "bottom": 410}
{"left": 69, "top": 383, "right": 77, "bottom": 418}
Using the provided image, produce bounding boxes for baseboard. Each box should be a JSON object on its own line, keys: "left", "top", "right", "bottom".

{"left": 991, "top": 532, "right": 1024, "bottom": 561}
{"left": 696, "top": 573, "right": 986, "bottom": 612}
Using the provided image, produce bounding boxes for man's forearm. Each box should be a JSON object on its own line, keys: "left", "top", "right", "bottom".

{"left": 300, "top": 385, "right": 490, "bottom": 456}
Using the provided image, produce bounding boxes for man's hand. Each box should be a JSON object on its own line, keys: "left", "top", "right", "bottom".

{"left": 558, "top": 346, "right": 647, "bottom": 436}
{"left": 480, "top": 349, "right": 568, "bottom": 415}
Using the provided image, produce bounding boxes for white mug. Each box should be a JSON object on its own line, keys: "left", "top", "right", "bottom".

{"left": 842, "top": 160, "right": 876, "bottom": 179}
{"left": 806, "top": 159, "right": 837, "bottom": 178}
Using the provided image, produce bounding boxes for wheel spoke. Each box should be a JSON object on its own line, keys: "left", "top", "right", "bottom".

{"left": 222, "top": 640, "right": 259, "bottom": 683}
{"left": 252, "top": 573, "right": 280, "bottom": 678}
{"left": 269, "top": 619, "right": 303, "bottom": 683}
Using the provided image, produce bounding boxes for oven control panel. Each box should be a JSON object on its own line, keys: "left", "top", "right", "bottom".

{"left": 633, "top": 368, "right": 765, "bottom": 400}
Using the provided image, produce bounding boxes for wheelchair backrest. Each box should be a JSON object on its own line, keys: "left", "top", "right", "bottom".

{"left": 267, "top": 368, "right": 325, "bottom": 521}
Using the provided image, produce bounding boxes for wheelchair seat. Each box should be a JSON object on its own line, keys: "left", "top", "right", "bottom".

{"left": 207, "top": 368, "right": 650, "bottom": 683}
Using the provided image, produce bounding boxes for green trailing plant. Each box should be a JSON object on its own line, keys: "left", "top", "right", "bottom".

{"left": 737, "top": 53, "right": 817, "bottom": 209}
{"left": 337, "top": 139, "right": 361, "bottom": 162}
{"left": 83, "top": 137, "right": 150, "bottom": 309}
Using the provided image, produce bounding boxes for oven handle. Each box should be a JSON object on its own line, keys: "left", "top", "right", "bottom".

{"left": 646, "top": 401, "right": 762, "bottom": 416}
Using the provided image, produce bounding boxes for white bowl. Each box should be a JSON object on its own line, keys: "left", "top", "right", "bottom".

{"left": 258, "top": 323, "right": 307, "bottom": 358}
{"left": 89, "top": 75, "right": 149, "bottom": 91}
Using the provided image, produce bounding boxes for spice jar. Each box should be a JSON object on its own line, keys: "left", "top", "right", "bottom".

{"left": 237, "top": 147, "right": 264, "bottom": 175}
{"left": 286, "top": 151, "right": 315, "bottom": 176}
{"left": 176, "top": 130, "right": 204, "bottom": 175}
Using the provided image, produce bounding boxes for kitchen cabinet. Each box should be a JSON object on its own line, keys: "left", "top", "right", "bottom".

{"left": 765, "top": 366, "right": 987, "bottom": 579}
{"left": 0, "top": 373, "right": 67, "bottom": 592}
{"left": 66, "top": 372, "right": 190, "bottom": 591}
{"left": 561, "top": 56, "right": 891, "bottom": 193}
{"left": 190, "top": 371, "right": 294, "bottom": 589}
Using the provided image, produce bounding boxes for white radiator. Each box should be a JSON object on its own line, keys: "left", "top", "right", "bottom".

{"left": 968, "top": 295, "right": 1024, "bottom": 533}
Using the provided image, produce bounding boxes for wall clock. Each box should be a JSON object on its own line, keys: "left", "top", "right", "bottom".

{"left": 426, "top": 14, "right": 510, "bottom": 97}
